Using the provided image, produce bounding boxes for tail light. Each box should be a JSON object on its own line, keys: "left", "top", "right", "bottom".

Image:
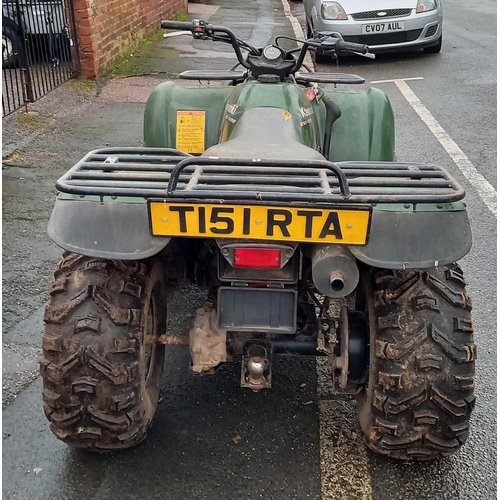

{"left": 233, "top": 248, "right": 281, "bottom": 269}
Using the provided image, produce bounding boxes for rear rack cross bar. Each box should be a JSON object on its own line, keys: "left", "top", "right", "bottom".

{"left": 166, "top": 156, "right": 351, "bottom": 198}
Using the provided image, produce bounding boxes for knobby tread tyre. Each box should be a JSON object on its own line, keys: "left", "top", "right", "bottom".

{"left": 356, "top": 264, "right": 475, "bottom": 460}
{"left": 41, "top": 252, "right": 166, "bottom": 451}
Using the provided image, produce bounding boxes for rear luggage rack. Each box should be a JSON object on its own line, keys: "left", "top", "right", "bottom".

{"left": 57, "top": 147, "right": 465, "bottom": 204}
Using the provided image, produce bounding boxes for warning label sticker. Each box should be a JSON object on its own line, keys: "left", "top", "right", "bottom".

{"left": 176, "top": 110, "right": 206, "bottom": 154}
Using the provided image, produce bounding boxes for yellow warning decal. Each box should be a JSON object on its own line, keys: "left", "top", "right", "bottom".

{"left": 176, "top": 110, "right": 205, "bottom": 154}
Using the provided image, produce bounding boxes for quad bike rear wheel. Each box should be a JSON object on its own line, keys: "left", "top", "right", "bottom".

{"left": 41, "top": 253, "right": 166, "bottom": 451}
{"left": 356, "top": 264, "right": 475, "bottom": 460}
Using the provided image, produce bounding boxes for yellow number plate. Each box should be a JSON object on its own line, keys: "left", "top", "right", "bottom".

{"left": 150, "top": 203, "right": 370, "bottom": 245}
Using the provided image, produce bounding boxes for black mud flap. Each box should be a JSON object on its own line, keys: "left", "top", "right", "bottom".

{"left": 48, "top": 197, "right": 170, "bottom": 260}
{"left": 349, "top": 208, "right": 472, "bottom": 269}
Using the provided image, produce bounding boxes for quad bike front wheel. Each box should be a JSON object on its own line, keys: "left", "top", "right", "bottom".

{"left": 41, "top": 253, "right": 166, "bottom": 451}
{"left": 356, "top": 264, "right": 475, "bottom": 460}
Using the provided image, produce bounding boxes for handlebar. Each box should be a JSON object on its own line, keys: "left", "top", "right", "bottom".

{"left": 160, "top": 19, "right": 373, "bottom": 76}
{"left": 160, "top": 20, "right": 194, "bottom": 30}
{"left": 319, "top": 36, "right": 369, "bottom": 55}
{"left": 335, "top": 40, "right": 369, "bottom": 54}
{"left": 160, "top": 19, "right": 251, "bottom": 68}
{"left": 290, "top": 35, "right": 371, "bottom": 72}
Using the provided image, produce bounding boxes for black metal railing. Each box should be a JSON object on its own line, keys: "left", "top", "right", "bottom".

{"left": 55, "top": 148, "right": 466, "bottom": 204}
{"left": 2, "top": 0, "right": 80, "bottom": 116}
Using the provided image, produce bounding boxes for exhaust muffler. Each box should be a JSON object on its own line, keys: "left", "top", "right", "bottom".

{"left": 311, "top": 245, "right": 359, "bottom": 297}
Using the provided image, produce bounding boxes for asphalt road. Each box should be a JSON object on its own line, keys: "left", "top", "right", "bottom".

{"left": 2, "top": 0, "right": 496, "bottom": 498}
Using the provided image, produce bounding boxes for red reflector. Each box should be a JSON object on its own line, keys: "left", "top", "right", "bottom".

{"left": 306, "top": 88, "right": 316, "bottom": 102}
{"left": 233, "top": 248, "right": 281, "bottom": 269}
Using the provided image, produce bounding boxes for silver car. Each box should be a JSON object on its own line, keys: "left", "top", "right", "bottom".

{"left": 303, "top": 0, "right": 443, "bottom": 62}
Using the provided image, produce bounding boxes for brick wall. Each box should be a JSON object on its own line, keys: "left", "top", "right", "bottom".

{"left": 72, "top": 0, "right": 187, "bottom": 78}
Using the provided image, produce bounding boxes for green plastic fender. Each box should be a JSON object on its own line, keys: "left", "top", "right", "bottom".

{"left": 144, "top": 81, "right": 324, "bottom": 151}
{"left": 144, "top": 82, "right": 233, "bottom": 150}
{"left": 144, "top": 81, "right": 394, "bottom": 163}
{"left": 315, "top": 87, "right": 395, "bottom": 162}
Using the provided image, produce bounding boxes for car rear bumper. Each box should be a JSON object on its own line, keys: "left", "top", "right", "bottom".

{"left": 313, "top": 9, "right": 442, "bottom": 51}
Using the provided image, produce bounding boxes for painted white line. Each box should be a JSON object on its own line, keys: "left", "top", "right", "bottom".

{"left": 371, "top": 76, "right": 424, "bottom": 84}
{"left": 279, "top": 0, "right": 314, "bottom": 69}
{"left": 373, "top": 78, "right": 497, "bottom": 217}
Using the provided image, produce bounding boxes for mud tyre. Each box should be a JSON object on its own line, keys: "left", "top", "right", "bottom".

{"left": 41, "top": 253, "right": 167, "bottom": 451}
{"left": 356, "top": 264, "right": 475, "bottom": 460}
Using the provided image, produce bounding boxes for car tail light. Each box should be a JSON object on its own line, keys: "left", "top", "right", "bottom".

{"left": 233, "top": 248, "right": 281, "bottom": 269}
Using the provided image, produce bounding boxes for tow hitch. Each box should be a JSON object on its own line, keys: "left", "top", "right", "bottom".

{"left": 241, "top": 344, "right": 271, "bottom": 392}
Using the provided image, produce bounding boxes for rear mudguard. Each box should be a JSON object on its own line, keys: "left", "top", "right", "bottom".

{"left": 48, "top": 195, "right": 472, "bottom": 269}
{"left": 348, "top": 203, "right": 472, "bottom": 269}
{"left": 48, "top": 195, "right": 170, "bottom": 260}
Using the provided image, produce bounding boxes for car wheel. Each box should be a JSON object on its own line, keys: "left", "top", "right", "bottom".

{"left": 424, "top": 35, "right": 442, "bottom": 54}
{"left": 3, "top": 25, "right": 21, "bottom": 69}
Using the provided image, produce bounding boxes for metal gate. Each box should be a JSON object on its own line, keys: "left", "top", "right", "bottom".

{"left": 2, "top": 0, "right": 80, "bottom": 117}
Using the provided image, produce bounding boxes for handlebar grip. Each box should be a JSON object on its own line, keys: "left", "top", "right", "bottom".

{"left": 336, "top": 40, "right": 369, "bottom": 54}
{"left": 160, "top": 20, "right": 193, "bottom": 30}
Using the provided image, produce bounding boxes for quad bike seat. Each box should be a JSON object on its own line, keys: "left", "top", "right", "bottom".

{"left": 203, "top": 107, "right": 325, "bottom": 161}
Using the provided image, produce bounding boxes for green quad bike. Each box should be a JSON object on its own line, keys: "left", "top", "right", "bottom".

{"left": 41, "top": 20, "right": 476, "bottom": 460}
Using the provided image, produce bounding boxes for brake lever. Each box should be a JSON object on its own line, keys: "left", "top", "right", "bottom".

{"left": 163, "top": 31, "right": 191, "bottom": 38}
{"left": 354, "top": 52, "right": 375, "bottom": 59}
